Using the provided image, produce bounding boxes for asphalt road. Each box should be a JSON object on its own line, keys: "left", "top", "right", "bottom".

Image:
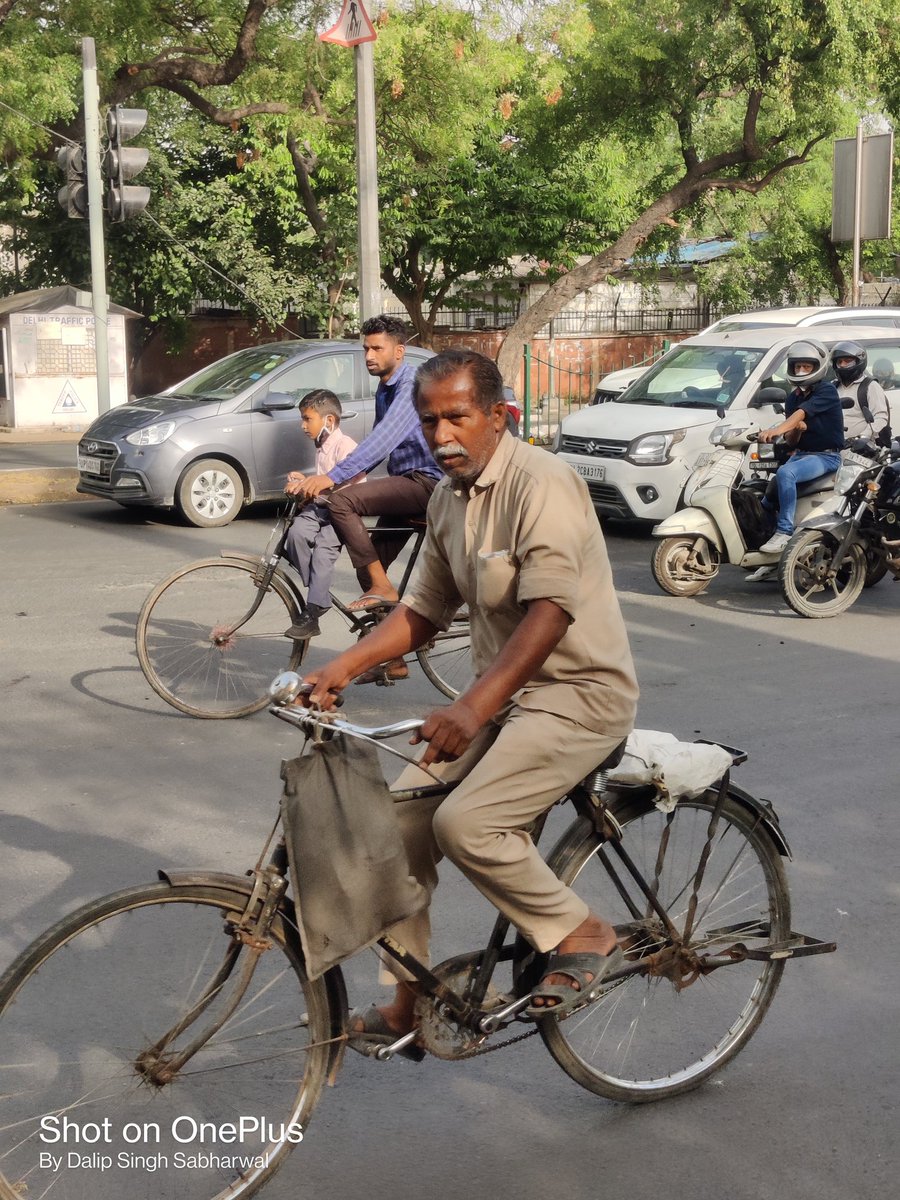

{"left": 1, "top": 499, "right": 898, "bottom": 1200}
{"left": 0, "top": 441, "right": 78, "bottom": 470}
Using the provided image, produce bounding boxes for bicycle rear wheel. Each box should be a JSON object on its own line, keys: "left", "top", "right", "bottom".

{"left": 136, "top": 558, "right": 306, "bottom": 718}
{"left": 416, "top": 610, "right": 472, "bottom": 699}
{"left": 0, "top": 882, "right": 334, "bottom": 1200}
{"left": 540, "top": 792, "right": 790, "bottom": 1102}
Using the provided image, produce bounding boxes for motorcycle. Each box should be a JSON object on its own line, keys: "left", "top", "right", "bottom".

{"left": 650, "top": 425, "right": 839, "bottom": 597}
{"left": 778, "top": 441, "right": 900, "bottom": 618}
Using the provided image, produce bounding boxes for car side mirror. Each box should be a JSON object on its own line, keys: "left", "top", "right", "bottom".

{"left": 748, "top": 386, "right": 788, "bottom": 410}
{"left": 258, "top": 392, "right": 297, "bottom": 412}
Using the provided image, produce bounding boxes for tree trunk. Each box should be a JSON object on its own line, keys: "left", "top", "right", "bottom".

{"left": 495, "top": 179, "right": 701, "bottom": 384}
{"left": 820, "top": 232, "right": 850, "bottom": 304}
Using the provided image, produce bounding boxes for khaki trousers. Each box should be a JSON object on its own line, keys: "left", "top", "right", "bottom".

{"left": 381, "top": 707, "right": 624, "bottom": 983}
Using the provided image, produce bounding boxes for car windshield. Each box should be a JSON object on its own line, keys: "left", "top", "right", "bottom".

{"left": 618, "top": 346, "right": 766, "bottom": 409}
{"left": 168, "top": 346, "right": 301, "bottom": 401}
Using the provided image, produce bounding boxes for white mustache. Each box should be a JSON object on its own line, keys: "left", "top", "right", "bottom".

{"left": 435, "top": 444, "right": 469, "bottom": 461}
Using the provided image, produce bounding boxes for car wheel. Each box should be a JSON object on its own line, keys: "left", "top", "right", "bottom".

{"left": 177, "top": 459, "right": 245, "bottom": 528}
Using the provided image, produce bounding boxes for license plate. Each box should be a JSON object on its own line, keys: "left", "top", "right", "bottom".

{"left": 576, "top": 463, "right": 606, "bottom": 482}
{"left": 78, "top": 455, "right": 102, "bottom": 473}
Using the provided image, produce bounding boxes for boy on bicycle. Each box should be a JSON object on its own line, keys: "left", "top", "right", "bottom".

{"left": 304, "top": 349, "right": 639, "bottom": 1053}
{"left": 283, "top": 389, "right": 364, "bottom": 641}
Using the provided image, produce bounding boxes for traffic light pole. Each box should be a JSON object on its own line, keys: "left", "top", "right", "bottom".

{"left": 354, "top": 41, "right": 381, "bottom": 324}
{"left": 82, "top": 37, "right": 111, "bottom": 415}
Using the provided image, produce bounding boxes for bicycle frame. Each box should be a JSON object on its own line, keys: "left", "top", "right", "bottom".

{"left": 148, "top": 692, "right": 835, "bottom": 1077}
{"left": 213, "top": 498, "right": 429, "bottom": 643}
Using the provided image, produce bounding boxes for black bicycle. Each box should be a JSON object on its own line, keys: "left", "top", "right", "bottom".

{"left": 0, "top": 675, "right": 835, "bottom": 1200}
{"left": 135, "top": 498, "right": 472, "bottom": 717}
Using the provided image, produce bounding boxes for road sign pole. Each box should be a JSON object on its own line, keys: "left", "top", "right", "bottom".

{"left": 82, "top": 37, "right": 111, "bottom": 414}
{"left": 851, "top": 121, "right": 863, "bottom": 306}
{"left": 354, "top": 39, "right": 381, "bottom": 324}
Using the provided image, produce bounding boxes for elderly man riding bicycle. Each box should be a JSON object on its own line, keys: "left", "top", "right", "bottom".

{"left": 305, "top": 347, "right": 639, "bottom": 1053}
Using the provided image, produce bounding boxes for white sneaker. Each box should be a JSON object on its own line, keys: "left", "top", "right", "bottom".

{"left": 759, "top": 532, "right": 791, "bottom": 555}
{"left": 746, "top": 564, "right": 778, "bottom": 582}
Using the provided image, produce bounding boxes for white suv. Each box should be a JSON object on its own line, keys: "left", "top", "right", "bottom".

{"left": 559, "top": 324, "right": 900, "bottom": 522}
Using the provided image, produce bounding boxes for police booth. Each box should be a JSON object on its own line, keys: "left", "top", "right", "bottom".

{"left": 0, "top": 286, "right": 137, "bottom": 430}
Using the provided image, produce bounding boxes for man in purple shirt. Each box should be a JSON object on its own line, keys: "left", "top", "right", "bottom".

{"left": 291, "top": 317, "right": 442, "bottom": 668}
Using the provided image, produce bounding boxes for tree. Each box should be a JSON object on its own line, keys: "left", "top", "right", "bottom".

{"left": 494, "top": 0, "right": 900, "bottom": 382}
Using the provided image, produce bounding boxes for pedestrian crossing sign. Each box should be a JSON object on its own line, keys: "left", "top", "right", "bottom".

{"left": 319, "top": 0, "right": 377, "bottom": 47}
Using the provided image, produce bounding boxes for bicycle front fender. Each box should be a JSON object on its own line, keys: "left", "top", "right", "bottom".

{"left": 215, "top": 550, "right": 306, "bottom": 605}
{"left": 158, "top": 869, "right": 349, "bottom": 1077}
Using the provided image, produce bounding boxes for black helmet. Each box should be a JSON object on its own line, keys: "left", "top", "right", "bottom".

{"left": 830, "top": 340, "right": 868, "bottom": 385}
{"left": 785, "top": 338, "right": 829, "bottom": 386}
{"left": 717, "top": 354, "right": 744, "bottom": 383}
{"left": 872, "top": 358, "right": 894, "bottom": 385}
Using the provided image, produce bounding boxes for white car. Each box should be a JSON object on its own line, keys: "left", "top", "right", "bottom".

{"left": 558, "top": 325, "right": 900, "bottom": 522}
{"left": 590, "top": 305, "right": 900, "bottom": 405}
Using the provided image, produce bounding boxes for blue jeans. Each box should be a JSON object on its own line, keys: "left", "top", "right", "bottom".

{"left": 763, "top": 451, "right": 842, "bottom": 534}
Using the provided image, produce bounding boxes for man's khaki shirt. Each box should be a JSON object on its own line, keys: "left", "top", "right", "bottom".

{"left": 401, "top": 432, "right": 639, "bottom": 736}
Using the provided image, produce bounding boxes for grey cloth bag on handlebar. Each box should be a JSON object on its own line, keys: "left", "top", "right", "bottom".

{"left": 280, "top": 735, "right": 428, "bottom": 980}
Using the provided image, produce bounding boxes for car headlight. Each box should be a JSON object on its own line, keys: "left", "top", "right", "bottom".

{"left": 125, "top": 421, "right": 177, "bottom": 446}
{"left": 626, "top": 429, "right": 685, "bottom": 465}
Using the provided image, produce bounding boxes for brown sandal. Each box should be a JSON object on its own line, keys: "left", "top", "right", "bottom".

{"left": 353, "top": 659, "right": 410, "bottom": 686}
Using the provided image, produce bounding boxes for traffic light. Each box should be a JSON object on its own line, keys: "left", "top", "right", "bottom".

{"left": 57, "top": 144, "right": 88, "bottom": 218}
{"left": 104, "top": 106, "right": 150, "bottom": 222}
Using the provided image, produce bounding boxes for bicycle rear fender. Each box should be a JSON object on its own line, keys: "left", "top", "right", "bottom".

{"left": 158, "top": 868, "right": 349, "bottom": 1077}
{"left": 566, "top": 782, "right": 792, "bottom": 860}
{"left": 724, "top": 782, "right": 791, "bottom": 858}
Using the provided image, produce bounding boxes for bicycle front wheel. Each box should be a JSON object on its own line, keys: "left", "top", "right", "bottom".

{"left": 0, "top": 882, "right": 333, "bottom": 1200}
{"left": 540, "top": 793, "right": 790, "bottom": 1102}
{"left": 416, "top": 610, "right": 473, "bottom": 699}
{"left": 136, "top": 558, "right": 306, "bottom": 718}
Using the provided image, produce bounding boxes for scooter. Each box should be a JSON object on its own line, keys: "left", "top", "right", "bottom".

{"left": 650, "top": 426, "right": 838, "bottom": 597}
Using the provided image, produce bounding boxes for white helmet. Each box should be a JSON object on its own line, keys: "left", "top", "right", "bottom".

{"left": 785, "top": 338, "right": 829, "bottom": 386}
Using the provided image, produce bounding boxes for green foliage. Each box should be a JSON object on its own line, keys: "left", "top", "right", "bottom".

{"left": 3, "top": 0, "right": 900, "bottom": 360}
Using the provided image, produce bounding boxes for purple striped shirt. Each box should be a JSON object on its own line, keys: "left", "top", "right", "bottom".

{"left": 327, "top": 359, "right": 441, "bottom": 486}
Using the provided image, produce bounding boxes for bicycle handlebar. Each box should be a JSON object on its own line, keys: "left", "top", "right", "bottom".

{"left": 268, "top": 671, "right": 425, "bottom": 741}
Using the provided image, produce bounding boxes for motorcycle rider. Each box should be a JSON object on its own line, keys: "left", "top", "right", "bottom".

{"left": 757, "top": 338, "right": 844, "bottom": 555}
{"left": 831, "top": 341, "right": 891, "bottom": 445}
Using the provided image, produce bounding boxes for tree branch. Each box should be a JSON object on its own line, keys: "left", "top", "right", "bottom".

{"left": 111, "top": 0, "right": 280, "bottom": 94}
{"left": 150, "top": 80, "right": 290, "bottom": 123}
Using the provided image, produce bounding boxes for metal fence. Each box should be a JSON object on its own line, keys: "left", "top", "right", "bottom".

{"left": 384, "top": 305, "right": 718, "bottom": 334}
{"left": 521, "top": 340, "right": 676, "bottom": 442}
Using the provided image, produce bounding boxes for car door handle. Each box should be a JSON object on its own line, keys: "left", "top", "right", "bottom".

{"left": 341, "top": 410, "right": 360, "bottom": 420}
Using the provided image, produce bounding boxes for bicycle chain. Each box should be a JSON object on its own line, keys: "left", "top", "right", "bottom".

{"left": 447, "top": 1023, "right": 540, "bottom": 1060}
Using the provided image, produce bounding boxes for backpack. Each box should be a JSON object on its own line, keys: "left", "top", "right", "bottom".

{"left": 856, "top": 376, "right": 893, "bottom": 447}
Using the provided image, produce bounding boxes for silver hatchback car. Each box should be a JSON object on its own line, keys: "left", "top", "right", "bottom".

{"left": 76, "top": 340, "right": 434, "bottom": 526}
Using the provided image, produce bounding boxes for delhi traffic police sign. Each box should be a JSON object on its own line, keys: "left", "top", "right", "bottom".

{"left": 319, "top": 0, "right": 377, "bottom": 47}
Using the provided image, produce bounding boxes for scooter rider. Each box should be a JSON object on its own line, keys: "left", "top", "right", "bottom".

{"left": 757, "top": 338, "right": 844, "bottom": 555}
{"left": 831, "top": 340, "right": 891, "bottom": 445}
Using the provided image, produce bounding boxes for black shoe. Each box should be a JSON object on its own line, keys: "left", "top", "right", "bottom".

{"left": 284, "top": 613, "right": 322, "bottom": 641}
